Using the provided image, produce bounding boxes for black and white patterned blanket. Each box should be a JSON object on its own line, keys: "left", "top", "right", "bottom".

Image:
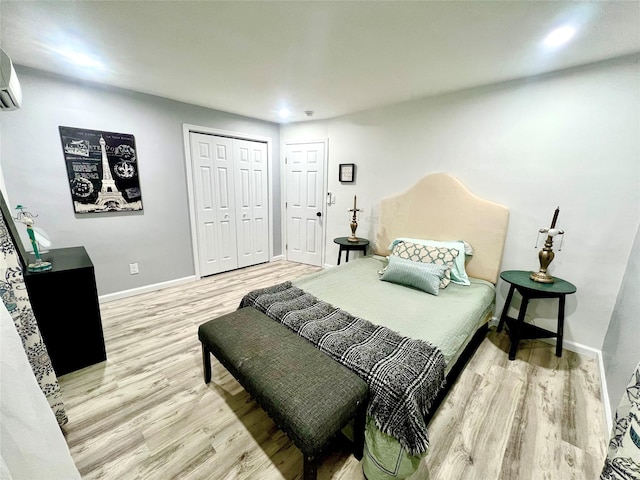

{"left": 238, "top": 281, "right": 446, "bottom": 455}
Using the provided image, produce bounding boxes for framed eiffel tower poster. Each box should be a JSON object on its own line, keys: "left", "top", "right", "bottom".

{"left": 59, "top": 126, "right": 143, "bottom": 214}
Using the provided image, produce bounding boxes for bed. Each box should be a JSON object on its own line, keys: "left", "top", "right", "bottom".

{"left": 241, "top": 172, "right": 509, "bottom": 480}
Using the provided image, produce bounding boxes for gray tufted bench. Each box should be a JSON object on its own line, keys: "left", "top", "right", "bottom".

{"left": 198, "top": 307, "right": 369, "bottom": 480}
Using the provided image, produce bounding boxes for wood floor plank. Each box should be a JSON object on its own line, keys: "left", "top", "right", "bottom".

{"left": 421, "top": 371, "right": 483, "bottom": 477}
{"left": 426, "top": 365, "right": 523, "bottom": 480}
{"left": 57, "top": 260, "right": 607, "bottom": 480}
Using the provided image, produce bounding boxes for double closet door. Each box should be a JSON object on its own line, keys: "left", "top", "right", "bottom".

{"left": 190, "top": 133, "right": 269, "bottom": 276}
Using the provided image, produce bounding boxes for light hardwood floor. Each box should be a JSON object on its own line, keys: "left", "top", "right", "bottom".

{"left": 58, "top": 260, "right": 607, "bottom": 480}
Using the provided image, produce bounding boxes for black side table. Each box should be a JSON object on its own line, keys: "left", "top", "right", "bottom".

{"left": 334, "top": 237, "right": 369, "bottom": 265}
{"left": 497, "top": 270, "right": 576, "bottom": 361}
{"left": 24, "top": 246, "right": 107, "bottom": 376}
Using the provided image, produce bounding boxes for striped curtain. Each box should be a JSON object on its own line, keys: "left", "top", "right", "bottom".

{"left": 0, "top": 211, "right": 67, "bottom": 427}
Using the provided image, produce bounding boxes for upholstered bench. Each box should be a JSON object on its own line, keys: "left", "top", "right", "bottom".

{"left": 198, "top": 307, "right": 369, "bottom": 480}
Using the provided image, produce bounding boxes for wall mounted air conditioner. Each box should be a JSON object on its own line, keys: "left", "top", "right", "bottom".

{"left": 0, "top": 48, "right": 22, "bottom": 111}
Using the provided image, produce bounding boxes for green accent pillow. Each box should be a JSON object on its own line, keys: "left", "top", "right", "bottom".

{"left": 390, "top": 241, "right": 459, "bottom": 288}
{"left": 379, "top": 255, "right": 447, "bottom": 295}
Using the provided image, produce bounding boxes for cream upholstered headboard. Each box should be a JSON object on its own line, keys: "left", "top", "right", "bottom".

{"left": 374, "top": 173, "right": 509, "bottom": 284}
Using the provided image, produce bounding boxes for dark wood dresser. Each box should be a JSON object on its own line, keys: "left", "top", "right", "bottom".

{"left": 24, "top": 246, "right": 106, "bottom": 376}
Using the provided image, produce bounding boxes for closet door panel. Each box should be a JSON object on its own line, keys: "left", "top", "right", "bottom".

{"left": 190, "top": 133, "right": 238, "bottom": 276}
{"left": 254, "top": 217, "right": 267, "bottom": 256}
{"left": 249, "top": 141, "right": 269, "bottom": 263}
{"left": 234, "top": 139, "right": 268, "bottom": 268}
{"left": 234, "top": 141, "right": 253, "bottom": 267}
{"left": 191, "top": 133, "right": 269, "bottom": 275}
{"left": 197, "top": 163, "right": 218, "bottom": 266}
{"left": 212, "top": 138, "right": 238, "bottom": 273}
{"left": 239, "top": 217, "right": 252, "bottom": 257}
{"left": 218, "top": 219, "right": 236, "bottom": 263}
{"left": 202, "top": 222, "right": 218, "bottom": 264}
{"left": 191, "top": 134, "right": 219, "bottom": 275}
{"left": 216, "top": 167, "right": 232, "bottom": 208}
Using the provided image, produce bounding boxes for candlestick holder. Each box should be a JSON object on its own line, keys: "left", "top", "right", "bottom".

{"left": 348, "top": 194, "right": 361, "bottom": 242}
{"left": 531, "top": 206, "right": 564, "bottom": 283}
{"left": 348, "top": 211, "right": 359, "bottom": 242}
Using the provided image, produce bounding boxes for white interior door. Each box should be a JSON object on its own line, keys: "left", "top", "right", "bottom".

{"left": 285, "top": 142, "right": 326, "bottom": 266}
{"left": 190, "top": 132, "right": 238, "bottom": 276}
{"left": 234, "top": 139, "right": 269, "bottom": 268}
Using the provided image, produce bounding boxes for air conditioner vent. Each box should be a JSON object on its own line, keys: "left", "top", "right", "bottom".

{"left": 0, "top": 49, "right": 22, "bottom": 111}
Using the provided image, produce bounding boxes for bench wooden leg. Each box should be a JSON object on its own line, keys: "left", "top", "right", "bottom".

{"left": 303, "top": 455, "right": 317, "bottom": 480}
{"left": 353, "top": 402, "right": 366, "bottom": 460}
{"left": 201, "top": 343, "right": 211, "bottom": 384}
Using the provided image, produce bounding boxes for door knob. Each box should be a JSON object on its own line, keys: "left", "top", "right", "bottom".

{"left": 316, "top": 212, "right": 322, "bottom": 217}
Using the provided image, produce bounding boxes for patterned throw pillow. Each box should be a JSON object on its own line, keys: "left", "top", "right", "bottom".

{"left": 391, "top": 241, "right": 459, "bottom": 288}
{"left": 388, "top": 238, "right": 472, "bottom": 285}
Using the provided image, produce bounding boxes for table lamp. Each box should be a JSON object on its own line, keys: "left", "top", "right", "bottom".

{"left": 531, "top": 206, "right": 564, "bottom": 283}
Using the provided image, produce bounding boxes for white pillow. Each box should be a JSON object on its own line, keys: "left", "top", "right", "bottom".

{"left": 388, "top": 237, "right": 471, "bottom": 286}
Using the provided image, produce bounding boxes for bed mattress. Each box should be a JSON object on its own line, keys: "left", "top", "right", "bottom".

{"left": 292, "top": 256, "right": 495, "bottom": 366}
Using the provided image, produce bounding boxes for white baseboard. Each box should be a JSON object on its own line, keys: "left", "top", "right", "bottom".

{"left": 552, "top": 337, "right": 598, "bottom": 359}
{"left": 99, "top": 276, "right": 197, "bottom": 303}
{"left": 598, "top": 352, "right": 613, "bottom": 435}
{"left": 100, "top": 256, "right": 287, "bottom": 302}
{"left": 99, "top": 256, "right": 292, "bottom": 303}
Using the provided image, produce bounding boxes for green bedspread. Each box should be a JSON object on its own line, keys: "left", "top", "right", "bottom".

{"left": 292, "top": 256, "right": 496, "bottom": 479}
{"left": 293, "top": 256, "right": 495, "bottom": 366}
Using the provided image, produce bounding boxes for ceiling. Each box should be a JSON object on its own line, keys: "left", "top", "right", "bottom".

{"left": 2, "top": 1, "right": 639, "bottom": 124}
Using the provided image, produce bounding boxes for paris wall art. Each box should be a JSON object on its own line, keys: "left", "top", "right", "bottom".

{"left": 59, "top": 126, "right": 144, "bottom": 214}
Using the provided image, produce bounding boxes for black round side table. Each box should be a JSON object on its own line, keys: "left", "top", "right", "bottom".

{"left": 333, "top": 237, "right": 369, "bottom": 265}
{"left": 497, "top": 270, "right": 577, "bottom": 360}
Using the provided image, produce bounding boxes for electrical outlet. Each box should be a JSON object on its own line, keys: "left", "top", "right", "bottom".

{"left": 129, "top": 262, "right": 139, "bottom": 275}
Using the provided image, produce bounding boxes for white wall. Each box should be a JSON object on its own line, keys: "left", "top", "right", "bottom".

{"left": 602, "top": 223, "right": 640, "bottom": 415}
{"left": 0, "top": 67, "right": 281, "bottom": 296}
{"left": 282, "top": 55, "right": 640, "bottom": 350}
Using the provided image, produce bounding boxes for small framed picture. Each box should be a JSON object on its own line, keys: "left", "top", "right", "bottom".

{"left": 339, "top": 163, "right": 355, "bottom": 183}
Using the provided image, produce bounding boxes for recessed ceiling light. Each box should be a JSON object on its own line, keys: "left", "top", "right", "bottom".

{"left": 278, "top": 108, "right": 291, "bottom": 119}
{"left": 54, "top": 48, "right": 104, "bottom": 69}
{"left": 544, "top": 26, "right": 576, "bottom": 47}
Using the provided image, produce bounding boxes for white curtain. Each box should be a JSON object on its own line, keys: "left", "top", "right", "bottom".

{"left": 1, "top": 301, "right": 80, "bottom": 479}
